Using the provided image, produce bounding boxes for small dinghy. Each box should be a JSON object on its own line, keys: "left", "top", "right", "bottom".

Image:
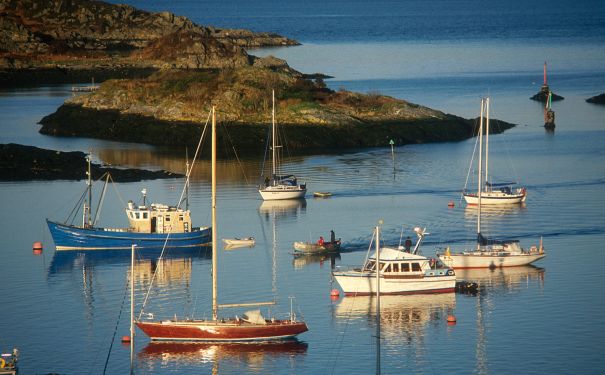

{"left": 293, "top": 239, "right": 341, "bottom": 255}
{"left": 222, "top": 237, "right": 255, "bottom": 246}
{"left": 313, "top": 192, "right": 332, "bottom": 198}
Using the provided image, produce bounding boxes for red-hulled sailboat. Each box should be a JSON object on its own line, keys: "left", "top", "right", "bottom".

{"left": 136, "top": 107, "right": 308, "bottom": 342}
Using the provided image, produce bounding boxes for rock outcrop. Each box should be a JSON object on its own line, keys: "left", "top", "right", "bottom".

{"left": 586, "top": 93, "right": 605, "bottom": 104}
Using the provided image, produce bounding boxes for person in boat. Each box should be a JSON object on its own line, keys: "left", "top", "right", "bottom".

{"left": 264, "top": 176, "right": 270, "bottom": 187}
{"left": 318, "top": 236, "right": 325, "bottom": 246}
{"left": 330, "top": 230, "right": 335, "bottom": 243}
{"left": 404, "top": 236, "right": 412, "bottom": 252}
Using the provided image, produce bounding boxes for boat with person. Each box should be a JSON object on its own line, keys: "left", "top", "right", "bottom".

{"left": 46, "top": 156, "right": 211, "bottom": 251}
{"left": 136, "top": 107, "right": 308, "bottom": 342}
{"left": 462, "top": 97, "right": 526, "bottom": 205}
{"left": 293, "top": 230, "right": 341, "bottom": 254}
{"left": 258, "top": 90, "right": 307, "bottom": 200}
{"left": 332, "top": 226, "right": 456, "bottom": 296}
{"left": 439, "top": 98, "right": 546, "bottom": 269}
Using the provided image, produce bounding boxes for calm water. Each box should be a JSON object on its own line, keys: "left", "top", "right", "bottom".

{"left": 2, "top": 0, "right": 605, "bottom": 374}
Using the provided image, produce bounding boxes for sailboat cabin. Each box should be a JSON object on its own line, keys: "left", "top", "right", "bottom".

{"left": 126, "top": 201, "right": 192, "bottom": 234}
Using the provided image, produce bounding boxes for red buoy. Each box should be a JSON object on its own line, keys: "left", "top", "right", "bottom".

{"left": 330, "top": 289, "right": 340, "bottom": 297}
{"left": 121, "top": 335, "right": 131, "bottom": 343}
{"left": 33, "top": 242, "right": 43, "bottom": 254}
{"left": 447, "top": 315, "right": 457, "bottom": 325}
{"left": 448, "top": 201, "right": 455, "bottom": 208}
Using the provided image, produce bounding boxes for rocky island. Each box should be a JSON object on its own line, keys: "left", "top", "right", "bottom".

{"left": 4, "top": 0, "right": 515, "bottom": 158}
{"left": 586, "top": 93, "right": 605, "bottom": 104}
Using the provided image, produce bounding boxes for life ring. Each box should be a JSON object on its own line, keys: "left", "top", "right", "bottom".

{"left": 0, "top": 358, "right": 5, "bottom": 368}
{"left": 447, "top": 270, "right": 454, "bottom": 276}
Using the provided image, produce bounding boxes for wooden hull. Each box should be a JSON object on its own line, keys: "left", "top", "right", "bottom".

{"left": 438, "top": 252, "right": 546, "bottom": 269}
{"left": 136, "top": 319, "right": 308, "bottom": 342}
{"left": 47, "top": 219, "right": 211, "bottom": 251}
{"left": 293, "top": 240, "right": 341, "bottom": 254}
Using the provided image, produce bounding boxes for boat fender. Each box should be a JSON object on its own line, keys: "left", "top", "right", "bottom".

{"left": 447, "top": 269, "right": 455, "bottom": 276}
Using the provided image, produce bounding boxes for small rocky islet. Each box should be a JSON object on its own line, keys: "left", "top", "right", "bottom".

{"left": 3, "top": 0, "right": 515, "bottom": 171}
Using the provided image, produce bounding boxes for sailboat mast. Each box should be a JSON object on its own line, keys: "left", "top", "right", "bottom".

{"left": 484, "top": 97, "right": 490, "bottom": 190}
{"left": 211, "top": 106, "right": 218, "bottom": 321}
{"left": 375, "top": 225, "right": 381, "bottom": 375}
{"left": 477, "top": 99, "right": 484, "bottom": 248}
{"left": 85, "top": 154, "right": 92, "bottom": 227}
{"left": 130, "top": 244, "right": 135, "bottom": 374}
{"left": 271, "top": 90, "right": 276, "bottom": 178}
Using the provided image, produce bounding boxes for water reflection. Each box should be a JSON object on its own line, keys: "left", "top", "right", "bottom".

{"left": 138, "top": 340, "right": 308, "bottom": 371}
{"left": 463, "top": 203, "right": 527, "bottom": 219}
{"left": 455, "top": 265, "right": 545, "bottom": 295}
{"left": 258, "top": 199, "right": 306, "bottom": 220}
{"left": 334, "top": 294, "right": 455, "bottom": 341}
{"left": 292, "top": 252, "right": 341, "bottom": 270}
{"left": 48, "top": 247, "right": 211, "bottom": 284}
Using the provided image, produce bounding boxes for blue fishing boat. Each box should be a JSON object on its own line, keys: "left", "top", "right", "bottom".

{"left": 47, "top": 156, "right": 211, "bottom": 251}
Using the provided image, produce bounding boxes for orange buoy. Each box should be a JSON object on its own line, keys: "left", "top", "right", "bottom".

{"left": 330, "top": 289, "right": 340, "bottom": 297}
{"left": 448, "top": 201, "right": 455, "bottom": 208}
{"left": 33, "top": 242, "right": 43, "bottom": 254}
{"left": 121, "top": 335, "right": 131, "bottom": 343}
{"left": 447, "top": 315, "right": 457, "bottom": 325}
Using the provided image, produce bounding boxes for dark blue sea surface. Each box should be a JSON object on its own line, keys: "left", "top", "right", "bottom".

{"left": 1, "top": 0, "right": 605, "bottom": 374}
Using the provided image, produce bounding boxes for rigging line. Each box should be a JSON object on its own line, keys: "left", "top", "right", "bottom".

{"left": 102, "top": 273, "right": 130, "bottom": 375}
{"left": 138, "top": 108, "right": 211, "bottom": 320}
{"left": 219, "top": 120, "right": 251, "bottom": 185}
{"left": 461, "top": 116, "right": 481, "bottom": 204}
{"left": 92, "top": 173, "right": 110, "bottom": 227}
{"left": 492, "top": 116, "right": 522, "bottom": 184}
{"left": 65, "top": 190, "right": 87, "bottom": 225}
{"left": 260, "top": 126, "right": 271, "bottom": 180}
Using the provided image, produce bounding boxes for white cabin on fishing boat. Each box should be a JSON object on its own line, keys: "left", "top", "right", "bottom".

{"left": 126, "top": 201, "right": 193, "bottom": 234}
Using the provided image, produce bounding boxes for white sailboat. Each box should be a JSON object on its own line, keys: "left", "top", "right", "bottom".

{"left": 439, "top": 100, "right": 545, "bottom": 269}
{"left": 136, "top": 107, "right": 308, "bottom": 341}
{"left": 258, "top": 90, "right": 306, "bottom": 200}
{"left": 462, "top": 97, "right": 526, "bottom": 205}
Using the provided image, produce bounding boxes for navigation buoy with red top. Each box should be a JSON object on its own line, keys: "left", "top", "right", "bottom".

{"left": 330, "top": 289, "right": 340, "bottom": 298}
{"left": 121, "top": 335, "right": 131, "bottom": 343}
{"left": 448, "top": 201, "right": 455, "bottom": 208}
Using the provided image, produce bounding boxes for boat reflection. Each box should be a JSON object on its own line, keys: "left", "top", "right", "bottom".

{"left": 463, "top": 202, "right": 526, "bottom": 219}
{"left": 334, "top": 294, "right": 455, "bottom": 340}
{"left": 138, "top": 340, "right": 308, "bottom": 369}
{"left": 259, "top": 199, "right": 306, "bottom": 220}
{"left": 455, "top": 265, "right": 545, "bottom": 295}
{"left": 48, "top": 247, "right": 211, "bottom": 285}
{"left": 292, "top": 252, "right": 341, "bottom": 269}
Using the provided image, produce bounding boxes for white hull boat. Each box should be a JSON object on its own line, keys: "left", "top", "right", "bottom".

{"left": 258, "top": 90, "right": 306, "bottom": 201}
{"left": 463, "top": 189, "right": 526, "bottom": 205}
{"left": 222, "top": 237, "right": 255, "bottom": 246}
{"left": 333, "top": 227, "right": 455, "bottom": 296}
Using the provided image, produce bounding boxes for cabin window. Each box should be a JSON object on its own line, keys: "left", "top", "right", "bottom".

{"left": 401, "top": 263, "right": 410, "bottom": 272}
{"left": 179, "top": 214, "right": 184, "bottom": 221}
{"left": 129, "top": 212, "right": 134, "bottom": 219}
{"left": 393, "top": 263, "right": 399, "bottom": 272}
{"left": 378, "top": 262, "right": 386, "bottom": 271}
{"left": 412, "top": 263, "right": 421, "bottom": 272}
{"left": 165, "top": 216, "right": 171, "bottom": 222}
{"left": 143, "top": 212, "right": 148, "bottom": 219}
{"left": 366, "top": 261, "right": 375, "bottom": 271}
{"left": 384, "top": 264, "right": 392, "bottom": 273}
{"left": 135, "top": 212, "right": 140, "bottom": 219}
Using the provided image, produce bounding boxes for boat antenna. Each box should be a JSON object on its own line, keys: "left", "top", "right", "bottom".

{"left": 141, "top": 188, "right": 147, "bottom": 207}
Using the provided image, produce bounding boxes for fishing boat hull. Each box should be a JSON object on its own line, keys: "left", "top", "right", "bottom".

{"left": 438, "top": 252, "right": 546, "bottom": 269}
{"left": 293, "top": 240, "right": 341, "bottom": 254}
{"left": 463, "top": 190, "right": 526, "bottom": 205}
{"left": 333, "top": 272, "right": 456, "bottom": 296}
{"left": 47, "top": 219, "right": 211, "bottom": 251}
{"left": 259, "top": 186, "right": 306, "bottom": 200}
{"left": 136, "top": 320, "right": 308, "bottom": 342}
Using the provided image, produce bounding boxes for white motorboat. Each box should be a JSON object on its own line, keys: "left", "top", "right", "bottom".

{"left": 222, "top": 237, "right": 255, "bottom": 246}
{"left": 332, "top": 227, "right": 456, "bottom": 296}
